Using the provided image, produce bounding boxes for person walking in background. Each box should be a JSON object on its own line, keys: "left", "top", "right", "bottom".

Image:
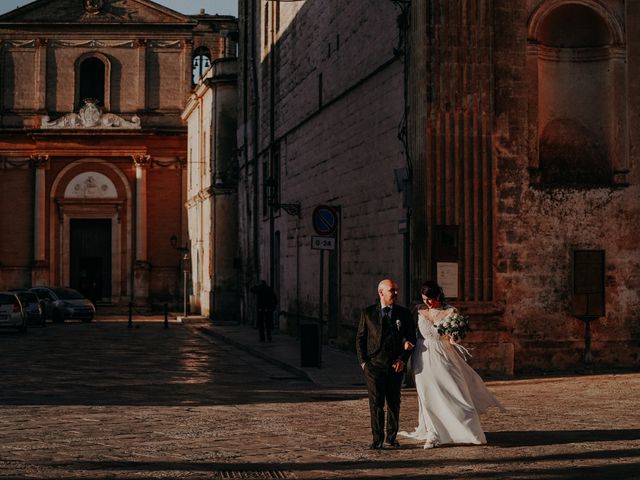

{"left": 356, "top": 279, "right": 416, "bottom": 450}
{"left": 250, "top": 280, "right": 277, "bottom": 342}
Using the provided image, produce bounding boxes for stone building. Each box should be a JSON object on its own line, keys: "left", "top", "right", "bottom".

{"left": 0, "top": 0, "right": 236, "bottom": 309}
{"left": 240, "top": 0, "right": 639, "bottom": 374}
{"left": 408, "top": 0, "right": 639, "bottom": 373}
{"left": 182, "top": 58, "right": 239, "bottom": 319}
{"left": 237, "top": 1, "right": 410, "bottom": 345}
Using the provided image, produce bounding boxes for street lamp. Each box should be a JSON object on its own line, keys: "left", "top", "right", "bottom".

{"left": 264, "top": 176, "right": 300, "bottom": 217}
{"left": 170, "top": 235, "right": 190, "bottom": 317}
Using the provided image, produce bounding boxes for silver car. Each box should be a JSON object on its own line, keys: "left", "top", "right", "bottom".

{"left": 0, "top": 292, "right": 27, "bottom": 333}
{"left": 30, "top": 287, "right": 95, "bottom": 323}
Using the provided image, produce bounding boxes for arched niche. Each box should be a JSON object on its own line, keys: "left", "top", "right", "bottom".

{"left": 75, "top": 52, "right": 111, "bottom": 111}
{"left": 527, "top": 0, "right": 628, "bottom": 186}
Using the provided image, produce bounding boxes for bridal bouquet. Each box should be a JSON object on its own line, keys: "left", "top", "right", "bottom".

{"left": 434, "top": 312, "right": 470, "bottom": 340}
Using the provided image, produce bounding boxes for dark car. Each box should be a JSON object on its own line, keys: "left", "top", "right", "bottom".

{"left": 29, "top": 287, "right": 95, "bottom": 323}
{"left": 0, "top": 292, "right": 27, "bottom": 333}
{"left": 11, "top": 290, "right": 45, "bottom": 326}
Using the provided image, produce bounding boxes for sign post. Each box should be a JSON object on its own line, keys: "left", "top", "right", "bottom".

{"left": 310, "top": 205, "right": 339, "bottom": 367}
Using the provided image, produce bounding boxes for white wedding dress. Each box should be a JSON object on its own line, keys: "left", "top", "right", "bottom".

{"left": 399, "top": 307, "right": 504, "bottom": 446}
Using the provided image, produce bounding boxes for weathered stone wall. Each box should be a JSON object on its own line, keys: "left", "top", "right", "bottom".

{"left": 239, "top": 0, "right": 409, "bottom": 344}
{"left": 406, "top": 0, "right": 639, "bottom": 373}
{"left": 493, "top": 0, "right": 640, "bottom": 371}
{"left": 278, "top": 60, "right": 405, "bottom": 333}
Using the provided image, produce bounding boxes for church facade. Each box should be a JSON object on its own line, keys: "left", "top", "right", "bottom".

{"left": 0, "top": 0, "right": 236, "bottom": 309}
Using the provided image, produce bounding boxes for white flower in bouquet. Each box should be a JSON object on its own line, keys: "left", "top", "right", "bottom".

{"left": 435, "top": 312, "right": 470, "bottom": 339}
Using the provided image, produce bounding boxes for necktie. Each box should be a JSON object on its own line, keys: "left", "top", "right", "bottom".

{"left": 382, "top": 307, "right": 392, "bottom": 331}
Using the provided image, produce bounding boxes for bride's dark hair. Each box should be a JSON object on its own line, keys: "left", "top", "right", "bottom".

{"left": 421, "top": 281, "right": 445, "bottom": 302}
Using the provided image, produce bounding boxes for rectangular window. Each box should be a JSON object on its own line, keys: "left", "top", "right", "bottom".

{"left": 433, "top": 225, "right": 460, "bottom": 299}
{"left": 264, "top": 3, "right": 269, "bottom": 48}
{"left": 272, "top": 141, "right": 281, "bottom": 209}
{"left": 572, "top": 250, "right": 605, "bottom": 317}
{"left": 262, "top": 158, "right": 269, "bottom": 217}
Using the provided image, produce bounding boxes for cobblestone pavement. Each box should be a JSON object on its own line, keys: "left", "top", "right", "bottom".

{"left": 1, "top": 320, "right": 639, "bottom": 479}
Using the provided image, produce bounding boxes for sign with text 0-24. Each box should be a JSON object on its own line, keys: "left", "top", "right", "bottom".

{"left": 311, "top": 236, "right": 336, "bottom": 251}
{"left": 312, "top": 205, "right": 338, "bottom": 236}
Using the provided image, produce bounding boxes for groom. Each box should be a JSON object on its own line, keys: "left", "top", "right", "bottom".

{"left": 356, "top": 278, "right": 416, "bottom": 449}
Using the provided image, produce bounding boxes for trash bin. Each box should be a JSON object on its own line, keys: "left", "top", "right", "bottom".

{"left": 300, "top": 322, "right": 320, "bottom": 367}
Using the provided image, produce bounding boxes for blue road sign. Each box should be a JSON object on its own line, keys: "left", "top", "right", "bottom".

{"left": 312, "top": 205, "right": 338, "bottom": 236}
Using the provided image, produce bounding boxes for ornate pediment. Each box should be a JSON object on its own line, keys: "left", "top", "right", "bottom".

{"left": 0, "top": 0, "right": 192, "bottom": 24}
{"left": 41, "top": 99, "right": 141, "bottom": 129}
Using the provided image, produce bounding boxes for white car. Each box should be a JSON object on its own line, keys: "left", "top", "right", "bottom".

{"left": 0, "top": 292, "right": 27, "bottom": 333}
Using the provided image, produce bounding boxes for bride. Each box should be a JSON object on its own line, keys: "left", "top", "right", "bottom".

{"left": 399, "top": 281, "right": 504, "bottom": 448}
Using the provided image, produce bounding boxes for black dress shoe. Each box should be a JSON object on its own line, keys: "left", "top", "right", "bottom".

{"left": 369, "top": 441, "right": 383, "bottom": 450}
{"left": 386, "top": 439, "right": 400, "bottom": 448}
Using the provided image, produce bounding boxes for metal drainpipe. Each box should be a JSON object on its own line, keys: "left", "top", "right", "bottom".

{"left": 241, "top": 0, "right": 251, "bottom": 323}
{"left": 211, "top": 88, "right": 218, "bottom": 320}
{"left": 268, "top": 0, "right": 276, "bottom": 290}
{"left": 394, "top": 0, "right": 413, "bottom": 305}
{"left": 250, "top": 0, "right": 261, "bottom": 288}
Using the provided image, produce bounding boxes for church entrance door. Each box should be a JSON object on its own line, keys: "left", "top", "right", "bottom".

{"left": 70, "top": 219, "right": 112, "bottom": 303}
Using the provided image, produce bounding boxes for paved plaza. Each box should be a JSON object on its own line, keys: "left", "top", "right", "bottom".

{"left": 0, "top": 318, "right": 638, "bottom": 479}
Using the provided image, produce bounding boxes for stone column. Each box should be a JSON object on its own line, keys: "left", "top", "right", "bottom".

{"left": 31, "top": 154, "right": 49, "bottom": 285}
{"left": 409, "top": 0, "right": 428, "bottom": 291}
{"left": 133, "top": 154, "right": 151, "bottom": 306}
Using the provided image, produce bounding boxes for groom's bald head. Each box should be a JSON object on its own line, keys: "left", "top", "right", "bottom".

{"left": 378, "top": 278, "right": 399, "bottom": 306}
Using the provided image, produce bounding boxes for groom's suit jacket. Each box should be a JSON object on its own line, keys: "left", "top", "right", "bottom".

{"left": 356, "top": 303, "right": 416, "bottom": 368}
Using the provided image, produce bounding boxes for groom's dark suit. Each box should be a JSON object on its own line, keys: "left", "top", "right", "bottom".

{"left": 356, "top": 302, "right": 416, "bottom": 446}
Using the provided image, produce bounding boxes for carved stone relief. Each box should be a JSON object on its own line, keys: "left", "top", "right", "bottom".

{"left": 42, "top": 99, "right": 140, "bottom": 129}
{"left": 64, "top": 171, "right": 117, "bottom": 199}
{"left": 83, "top": 0, "right": 104, "bottom": 15}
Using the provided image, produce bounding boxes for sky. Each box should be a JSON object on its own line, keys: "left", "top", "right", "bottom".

{"left": 0, "top": 0, "right": 238, "bottom": 17}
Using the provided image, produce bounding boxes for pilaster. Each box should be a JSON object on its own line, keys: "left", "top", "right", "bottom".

{"left": 31, "top": 154, "right": 49, "bottom": 286}
{"left": 35, "top": 38, "right": 48, "bottom": 113}
{"left": 135, "top": 38, "right": 147, "bottom": 112}
{"left": 132, "top": 154, "right": 150, "bottom": 304}
{"left": 181, "top": 39, "right": 194, "bottom": 102}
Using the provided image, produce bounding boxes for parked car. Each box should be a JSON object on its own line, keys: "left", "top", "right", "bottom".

{"left": 29, "top": 287, "right": 95, "bottom": 323}
{"left": 10, "top": 290, "right": 45, "bottom": 327}
{"left": 0, "top": 292, "right": 27, "bottom": 333}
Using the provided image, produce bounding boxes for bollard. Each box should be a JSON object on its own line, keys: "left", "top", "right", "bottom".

{"left": 128, "top": 302, "right": 133, "bottom": 329}
{"left": 164, "top": 303, "right": 169, "bottom": 329}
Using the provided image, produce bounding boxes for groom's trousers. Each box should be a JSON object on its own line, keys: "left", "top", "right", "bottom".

{"left": 363, "top": 362, "right": 404, "bottom": 444}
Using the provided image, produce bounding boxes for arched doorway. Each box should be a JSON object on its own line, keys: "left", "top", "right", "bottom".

{"left": 50, "top": 162, "right": 132, "bottom": 305}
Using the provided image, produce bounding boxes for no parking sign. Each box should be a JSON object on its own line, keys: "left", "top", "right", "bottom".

{"left": 312, "top": 205, "right": 338, "bottom": 236}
